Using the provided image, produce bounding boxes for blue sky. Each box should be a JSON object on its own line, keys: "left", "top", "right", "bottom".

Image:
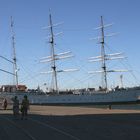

{"left": 0, "top": 0, "right": 140, "bottom": 90}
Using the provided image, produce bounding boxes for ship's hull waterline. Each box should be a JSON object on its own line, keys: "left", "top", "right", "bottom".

{"left": 1, "top": 90, "right": 140, "bottom": 105}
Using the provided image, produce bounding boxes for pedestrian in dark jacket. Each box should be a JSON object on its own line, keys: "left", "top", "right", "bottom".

{"left": 21, "top": 95, "right": 29, "bottom": 120}
{"left": 12, "top": 96, "right": 19, "bottom": 118}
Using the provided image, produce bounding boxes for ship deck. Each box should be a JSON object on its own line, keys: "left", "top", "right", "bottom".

{"left": 0, "top": 105, "right": 140, "bottom": 140}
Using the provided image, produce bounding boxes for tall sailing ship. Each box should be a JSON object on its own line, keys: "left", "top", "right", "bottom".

{"left": 0, "top": 14, "right": 140, "bottom": 105}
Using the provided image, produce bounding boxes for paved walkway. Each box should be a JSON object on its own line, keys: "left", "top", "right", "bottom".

{"left": 0, "top": 106, "right": 140, "bottom": 140}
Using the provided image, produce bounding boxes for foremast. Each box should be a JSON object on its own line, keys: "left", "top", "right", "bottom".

{"left": 89, "top": 16, "right": 127, "bottom": 92}
{"left": 100, "top": 16, "right": 107, "bottom": 91}
{"left": 49, "top": 13, "right": 58, "bottom": 94}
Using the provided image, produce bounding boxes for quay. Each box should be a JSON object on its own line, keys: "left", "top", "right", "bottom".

{"left": 0, "top": 105, "right": 140, "bottom": 140}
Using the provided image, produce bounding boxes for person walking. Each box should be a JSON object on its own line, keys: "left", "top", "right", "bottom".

{"left": 2, "top": 98, "right": 7, "bottom": 110}
{"left": 12, "top": 96, "right": 19, "bottom": 118}
{"left": 21, "top": 95, "right": 29, "bottom": 120}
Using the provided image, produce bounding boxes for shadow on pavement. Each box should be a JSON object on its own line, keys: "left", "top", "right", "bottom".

{"left": 0, "top": 112, "right": 140, "bottom": 140}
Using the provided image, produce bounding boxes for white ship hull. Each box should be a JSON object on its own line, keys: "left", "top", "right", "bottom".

{"left": 1, "top": 89, "right": 140, "bottom": 105}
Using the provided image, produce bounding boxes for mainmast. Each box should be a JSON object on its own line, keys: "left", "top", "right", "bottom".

{"left": 40, "top": 12, "right": 78, "bottom": 94}
{"left": 49, "top": 13, "right": 58, "bottom": 94}
{"left": 100, "top": 16, "right": 107, "bottom": 90}
{"left": 11, "top": 16, "right": 18, "bottom": 89}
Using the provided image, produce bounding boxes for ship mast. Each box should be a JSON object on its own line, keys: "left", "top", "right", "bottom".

{"left": 100, "top": 16, "right": 107, "bottom": 91}
{"left": 88, "top": 16, "right": 128, "bottom": 92}
{"left": 40, "top": 12, "right": 78, "bottom": 93}
{"left": 49, "top": 13, "right": 58, "bottom": 94}
{"left": 11, "top": 16, "right": 19, "bottom": 89}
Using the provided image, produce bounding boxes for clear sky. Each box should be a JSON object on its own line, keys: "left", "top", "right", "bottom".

{"left": 0, "top": 0, "right": 140, "bottom": 91}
